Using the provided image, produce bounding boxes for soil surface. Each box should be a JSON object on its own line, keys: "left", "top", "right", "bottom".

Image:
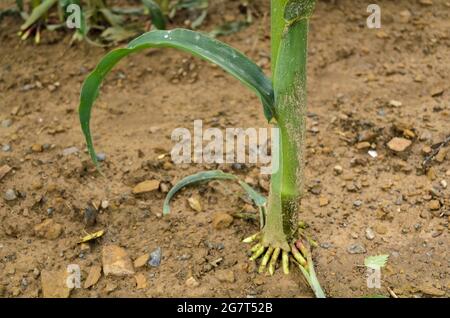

{"left": 0, "top": 0, "right": 449, "bottom": 298}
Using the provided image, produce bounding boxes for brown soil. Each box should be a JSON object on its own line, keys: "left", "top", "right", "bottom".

{"left": 0, "top": 0, "right": 449, "bottom": 298}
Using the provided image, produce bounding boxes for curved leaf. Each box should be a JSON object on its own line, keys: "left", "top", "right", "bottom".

{"left": 162, "top": 170, "right": 267, "bottom": 216}
{"left": 79, "top": 28, "right": 274, "bottom": 168}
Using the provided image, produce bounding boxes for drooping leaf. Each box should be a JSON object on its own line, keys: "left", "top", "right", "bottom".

{"left": 20, "top": 0, "right": 58, "bottom": 31}
{"left": 364, "top": 254, "right": 389, "bottom": 269}
{"left": 162, "top": 170, "right": 267, "bottom": 216}
{"left": 79, "top": 28, "right": 274, "bottom": 168}
{"left": 142, "top": 0, "right": 166, "bottom": 30}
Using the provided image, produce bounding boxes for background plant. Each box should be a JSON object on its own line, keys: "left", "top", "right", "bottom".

{"left": 79, "top": 0, "right": 325, "bottom": 297}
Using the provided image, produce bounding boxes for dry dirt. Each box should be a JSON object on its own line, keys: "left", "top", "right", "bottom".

{"left": 0, "top": 0, "right": 449, "bottom": 298}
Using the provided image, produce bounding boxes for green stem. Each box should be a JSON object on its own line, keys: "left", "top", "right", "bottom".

{"left": 263, "top": 0, "right": 314, "bottom": 250}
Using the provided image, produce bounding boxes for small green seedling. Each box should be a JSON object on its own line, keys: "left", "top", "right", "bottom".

{"left": 79, "top": 0, "right": 325, "bottom": 297}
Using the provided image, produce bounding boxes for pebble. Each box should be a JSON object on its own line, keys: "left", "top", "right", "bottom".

{"left": 1, "top": 119, "right": 13, "bottom": 128}
{"left": 2, "top": 144, "right": 11, "bottom": 152}
{"left": 333, "top": 165, "right": 343, "bottom": 175}
{"left": 135, "top": 273, "right": 148, "bottom": 290}
{"left": 353, "top": 200, "right": 363, "bottom": 207}
{"left": 419, "top": 130, "right": 432, "bottom": 142}
{"left": 188, "top": 196, "right": 202, "bottom": 212}
{"left": 132, "top": 180, "right": 160, "bottom": 194}
{"left": 387, "top": 137, "right": 412, "bottom": 152}
{"left": 83, "top": 206, "right": 97, "bottom": 226}
{"left": 134, "top": 254, "right": 150, "bottom": 268}
{"left": 356, "top": 142, "right": 371, "bottom": 150}
{"left": 84, "top": 265, "right": 102, "bottom": 289}
{"left": 41, "top": 270, "right": 71, "bottom": 298}
{"left": 319, "top": 196, "right": 329, "bottom": 207}
{"left": 215, "top": 269, "right": 235, "bottom": 283}
{"left": 212, "top": 212, "right": 234, "bottom": 230}
{"left": 31, "top": 144, "right": 43, "bottom": 153}
{"left": 62, "top": 147, "right": 79, "bottom": 156}
{"left": 96, "top": 153, "right": 106, "bottom": 161}
{"left": 0, "top": 165, "right": 12, "bottom": 180}
{"left": 148, "top": 247, "right": 162, "bottom": 267}
{"left": 34, "top": 219, "right": 63, "bottom": 240}
{"left": 365, "top": 228, "right": 375, "bottom": 240}
{"left": 186, "top": 277, "right": 200, "bottom": 287}
{"left": 102, "top": 245, "right": 135, "bottom": 276}
{"left": 440, "top": 180, "right": 447, "bottom": 189}
{"left": 347, "top": 243, "right": 366, "bottom": 254}
{"left": 4, "top": 189, "right": 17, "bottom": 201}
{"left": 420, "top": 285, "right": 445, "bottom": 297}
{"left": 389, "top": 100, "right": 402, "bottom": 107}
{"left": 428, "top": 200, "right": 441, "bottom": 211}
{"left": 435, "top": 147, "right": 448, "bottom": 163}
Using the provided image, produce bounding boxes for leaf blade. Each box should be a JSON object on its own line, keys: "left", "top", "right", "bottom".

{"left": 79, "top": 29, "right": 274, "bottom": 168}
{"left": 364, "top": 254, "right": 389, "bottom": 269}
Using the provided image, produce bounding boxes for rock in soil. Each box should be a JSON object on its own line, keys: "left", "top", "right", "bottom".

{"left": 132, "top": 180, "right": 160, "bottom": 194}
{"left": 134, "top": 254, "right": 150, "bottom": 268}
{"left": 387, "top": 137, "right": 412, "bottom": 152}
{"left": 3, "top": 189, "right": 17, "bottom": 201}
{"left": 347, "top": 244, "right": 366, "bottom": 254}
{"left": 215, "top": 269, "right": 235, "bottom": 283}
{"left": 428, "top": 200, "right": 441, "bottom": 211}
{"left": 212, "top": 213, "right": 234, "bottom": 230}
{"left": 419, "top": 284, "right": 445, "bottom": 297}
{"left": 0, "top": 165, "right": 12, "bottom": 180}
{"left": 34, "top": 219, "right": 63, "bottom": 240}
{"left": 186, "top": 277, "right": 200, "bottom": 287}
{"left": 135, "top": 273, "right": 148, "bottom": 290}
{"left": 365, "top": 228, "right": 375, "bottom": 240}
{"left": 102, "top": 245, "right": 135, "bottom": 276}
{"left": 84, "top": 265, "right": 102, "bottom": 289}
{"left": 62, "top": 146, "right": 79, "bottom": 156}
{"left": 41, "top": 270, "right": 71, "bottom": 298}
{"left": 148, "top": 247, "right": 162, "bottom": 267}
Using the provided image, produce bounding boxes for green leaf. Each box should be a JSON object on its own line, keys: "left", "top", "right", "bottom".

{"left": 163, "top": 170, "right": 236, "bottom": 215}
{"left": 162, "top": 170, "right": 267, "bottom": 216}
{"left": 142, "top": 0, "right": 166, "bottom": 30}
{"left": 79, "top": 28, "right": 274, "bottom": 168}
{"left": 20, "top": 0, "right": 58, "bottom": 31}
{"left": 364, "top": 254, "right": 389, "bottom": 269}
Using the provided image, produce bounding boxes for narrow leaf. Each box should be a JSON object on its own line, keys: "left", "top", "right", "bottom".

{"left": 79, "top": 28, "right": 274, "bottom": 168}
{"left": 163, "top": 170, "right": 237, "bottom": 215}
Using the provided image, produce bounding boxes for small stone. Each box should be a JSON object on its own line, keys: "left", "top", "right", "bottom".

{"left": 428, "top": 200, "right": 441, "bottom": 211}
{"left": 319, "top": 196, "right": 329, "bottom": 207}
{"left": 83, "top": 206, "right": 97, "bottom": 226}
{"left": 34, "top": 219, "right": 62, "bottom": 240}
{"left": 1, "top": 119, "right": 13, "bottom": 128}
{"left": 135, "top": 273, "right": 148, "bottom": 290}
{"left": 4, "top": 189, "right": 17, "bottom": 201}
{"left": 420, "top": 285, "right": 445, "bottom": 297}
{"left": 212, "top": 212, "right": 234, "bottom": 230}
{"left": 41, "top": 270, "right": 71, "bottom": 298}
{"left": 2, "top": 144, "right": 11, "bottom": 152}
{"left": 62, "top": 147, "right": 79, "bottom": 156}
{"left": 440, "top": 180, "right": 447, "bottom": 189}
{"left": 419, "top": 0, "right": 433, "bottom": 6}
{"left": 347, "top": 244, "right": 366, "bottom": 254}
{"left": 435, "top": 147, "right": 448, "bottom": 163}
{"left": 389, "top": 100, "right": 402, "bottom": 107}
{"left": 186, "top": 277, "right": 200, "bottom": 287}
{"left": 422, "top": 145, "right": 432, "bottom": 155}
{"left": 31, "top": 144, "right": 43, "bottom": 153}
{"left": 419, "top": 130, "right": 432, "bottom": 142}
{"left": 215, "top": 269, "right": 235, "bottom": 283}
{"left": 356, "top": 142, "right": 371, "bottom": 150}
{"left": 365, "top": 228, "right": 375, "bottom": 240}
{"left": 134, "top": 254, "right": 150, "bottom": 268}
{"left": 353, "top": 200, "right": 363, "bottom": 207}
{"left": 148, "top": 247, "right": 162, "bottom": 267}
{"left": 334, "top": 165, "right": 343, "bottom": 175}
{"left": 188, "top": 196, "right": 202, "bottom": 212}
{"left": 84, "top": 265, "right": 102, "bottom": 289}
{"left": 387, "top": 137, "right": 412, "bottom": 152}
{"left": 374, "top": 224, "right": 388, "bottom": 235}
{"left": 102, "top": 245, "right": 135, "bottom": 276}
{"left": 96, "top": 153, "right": 106, "bottom": 162}
{"left": 101, "top": 200, "right": 109, "bottom": 210}
{"left": 132, "top": 180, "right": 160, "bottom": 194}
{"left": 0, "top": 165, "right": 12, "bottom": 180}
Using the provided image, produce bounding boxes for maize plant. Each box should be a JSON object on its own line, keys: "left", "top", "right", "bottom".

{"left": 79, "top": 0, "right": 325, "bottom": 297}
